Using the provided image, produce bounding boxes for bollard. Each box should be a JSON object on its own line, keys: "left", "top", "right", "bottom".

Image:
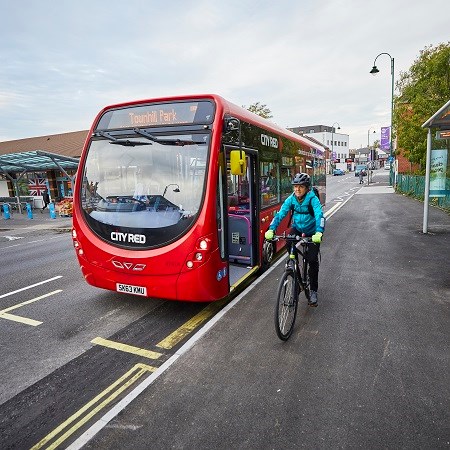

{"left": 3, "top": 203, "right": 11, "bottom": 220}
{"left": 26, "top": 202, "right": 33, "bottom": 219}
{"left": 49, "top": 202, "right": 57, "bottom": 219}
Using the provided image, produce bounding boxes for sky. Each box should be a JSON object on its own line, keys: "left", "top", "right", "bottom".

{"left": 0, "top": 0, "right": 448, "bottom": 149}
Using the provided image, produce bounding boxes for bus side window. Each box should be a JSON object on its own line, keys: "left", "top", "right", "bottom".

{"left": 260, "top": 161, "right": 279, "bottom": 208}
{"left": 280, "top": 167, "right": 293, "bottom": 200}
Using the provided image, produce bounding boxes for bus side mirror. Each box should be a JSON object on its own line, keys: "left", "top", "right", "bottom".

{"left": 230, "top": 150, "right": 247, "bottom": 176}
{"left": 224, "top": 118, "right": 240, "bottom": 132}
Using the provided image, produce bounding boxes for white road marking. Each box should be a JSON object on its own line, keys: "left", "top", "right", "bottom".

{"left": 0, "top": 276, "right": 63, "bottom": 299}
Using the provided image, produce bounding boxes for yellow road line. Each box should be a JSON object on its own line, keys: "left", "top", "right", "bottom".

{"left": 156, "top": 298, "right": 227, "bottom": 350}
{"left": 324, "top": 202, "right": 341, "bottom": 218}
{"left": 230, "top": 266, "right": 259, "bottom": 291}
{"left": 91, "top": 337, "right": 162, "bottom": 360}
{"left": 31, "top": 363, "right": 156, "bottom": 450}
{"left": 0, "top": 290, "right": 62, "bottom": 326}
{"left": 0, "top": 312, "right": 42, "bottom": 326}
{"left": 0, "top": 290, "right": 62, "bottom": 313}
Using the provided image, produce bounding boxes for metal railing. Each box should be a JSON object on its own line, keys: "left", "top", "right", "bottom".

{"left": 396, "top": 174, "right": 450, "bottom": 212}
{"left": 0, "top": 196, "right": 41, "bottom": 215}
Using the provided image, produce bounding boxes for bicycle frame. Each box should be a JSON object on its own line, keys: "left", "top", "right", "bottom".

{"left": 282, "top": 233, "right": 310, "bottom": 294}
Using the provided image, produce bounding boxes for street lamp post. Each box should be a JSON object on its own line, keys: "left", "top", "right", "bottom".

{"left": 330, "top": 122, "right": 340, "bottom": 174}
{"left": 370, "top": 53, "right": 395, "bottom": 160}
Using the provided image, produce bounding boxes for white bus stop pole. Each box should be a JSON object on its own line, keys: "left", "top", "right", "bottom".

{"left": 422, "top": 128, "right": 432, "bottom": 234}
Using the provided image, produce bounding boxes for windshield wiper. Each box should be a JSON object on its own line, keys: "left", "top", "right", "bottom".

{"left": 133, "top": 128, "right": 159, "bottom": 142}
{"left": 110, "top": 140, "right": 151, "bottom": 147}
{"left": 133, "top": 128, "right": 206, "bottom": 146}
{"left": 94, "top": 130, "right": 152, "bottom": 147}
{"left": 94, "top": 131, "right": 117, "bottom": 141}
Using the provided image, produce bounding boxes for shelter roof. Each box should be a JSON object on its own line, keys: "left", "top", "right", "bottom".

{"left": 422, "top": 99, "right": 450, "bottom": 129}
{"left": 0, "top": 130, "right": 87, "bottom": 173}
{"left": 0, "top": 150, "right": 79, "bottom": 173}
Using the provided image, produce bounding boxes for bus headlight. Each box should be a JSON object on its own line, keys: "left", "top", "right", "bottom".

{"left": 186, "top": 261, "right": 194, "bottom": 268}
{"left": 195, "top": 252, "right": 203, "bottom": 261}
{"left": 199, "top": 239, "right": 208, "bottom": 250}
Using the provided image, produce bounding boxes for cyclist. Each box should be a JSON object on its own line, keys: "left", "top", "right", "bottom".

{"left": 264, "top": 173, "right": 325, "bottom": 306}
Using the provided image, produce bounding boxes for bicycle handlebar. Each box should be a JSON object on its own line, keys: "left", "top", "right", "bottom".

{"left": 268, "top": 232, "right": 313, "bottom": 244}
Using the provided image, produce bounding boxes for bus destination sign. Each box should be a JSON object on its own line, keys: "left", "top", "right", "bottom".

{"left": 96, "top": 101, "right": 215, "bottom": 130}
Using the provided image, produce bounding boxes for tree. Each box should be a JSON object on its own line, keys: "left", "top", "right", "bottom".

{"left": 243, "top": 102, "right": 273, "bottom": 119}
{"left": 393, "top": 42, "right": 450, "bottom": 171}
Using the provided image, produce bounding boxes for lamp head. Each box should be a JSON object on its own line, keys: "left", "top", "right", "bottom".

{"left": 370, "top": 65, "right": 379, "bottom": 75}
{"left": 163, "top": 183, "right": 180, "bottom": 197}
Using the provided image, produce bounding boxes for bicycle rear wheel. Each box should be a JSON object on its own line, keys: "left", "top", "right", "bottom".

{"left": 274, "top": 271, "right": 299, "bottom": 341}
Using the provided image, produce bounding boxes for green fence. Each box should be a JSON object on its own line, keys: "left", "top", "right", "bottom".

{"left": 396, "top": 174, "right": 450, "bottom": 212}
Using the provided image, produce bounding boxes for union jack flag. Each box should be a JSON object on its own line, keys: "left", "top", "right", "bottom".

{"left": 28, "top": 178, "right": 48, "bottom": 196}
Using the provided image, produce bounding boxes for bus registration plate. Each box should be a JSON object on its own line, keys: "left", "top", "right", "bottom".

{"left": 116, "top": 283, "right": 147, "bottom": 297}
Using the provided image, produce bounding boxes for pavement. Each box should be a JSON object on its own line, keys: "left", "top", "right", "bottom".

{"left": 0, "top": 208, "right": 72, "bottom": 233}
{"left": 67, "top": 178, "right": 449, "bottom": 450}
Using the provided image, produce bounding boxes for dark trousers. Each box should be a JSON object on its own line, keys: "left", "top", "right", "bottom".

{"left": 287, "top": 228, "right": 320, "bottom": 292}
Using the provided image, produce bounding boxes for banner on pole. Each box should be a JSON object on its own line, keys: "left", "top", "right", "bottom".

{"left": 380, "top": 127, "right": 390, "bottom": 150}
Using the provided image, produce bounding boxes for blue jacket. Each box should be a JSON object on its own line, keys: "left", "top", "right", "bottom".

{"left": 269, "top": 191, "right": 325, "bottom": 236}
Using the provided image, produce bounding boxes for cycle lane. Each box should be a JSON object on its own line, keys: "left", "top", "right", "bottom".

{"left": 73, "top": 188, "right": 449, "bottom": 449}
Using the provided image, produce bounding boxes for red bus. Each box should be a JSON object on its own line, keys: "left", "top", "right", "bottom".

{"left": 72, "top": 94, "right": 326, "bottom": 302}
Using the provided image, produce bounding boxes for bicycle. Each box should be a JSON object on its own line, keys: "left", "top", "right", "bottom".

{"left": 270, "top": 232, "right": 314, "bottom": 341}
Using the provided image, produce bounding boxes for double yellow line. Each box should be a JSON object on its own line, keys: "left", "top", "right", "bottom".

{"left": 32, "top": 299, "right": 227, "bottom": 448}
{"left": 31, "top": 363, "right": 156, "bottom": 450}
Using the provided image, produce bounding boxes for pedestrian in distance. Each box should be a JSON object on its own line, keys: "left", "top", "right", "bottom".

{"left": 264, "top": 173, "right": 325, "bottom": 306}
{"left": 359, "top": 171, "right": 364, "bottom": 184}
{"left": 42, "top": 192, "right": 50, "bottom": 212}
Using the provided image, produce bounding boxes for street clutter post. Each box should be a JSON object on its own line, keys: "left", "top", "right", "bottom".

{"left": 49, "top": 202, "right": 57, "bottom": 219}
{"left": 26, "top": 202, "right": 33, "bottom": 219}
{"left": 3, "top": 203, "right": 11, "bottom": 220}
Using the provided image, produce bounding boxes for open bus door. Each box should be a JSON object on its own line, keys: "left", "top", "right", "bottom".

{"left": 226, "top": 148, "right": 259, "bottom": 287}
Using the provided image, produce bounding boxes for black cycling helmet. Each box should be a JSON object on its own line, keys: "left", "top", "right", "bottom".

{"left": 291, "top": 172, "right": 310, "bottom": 186}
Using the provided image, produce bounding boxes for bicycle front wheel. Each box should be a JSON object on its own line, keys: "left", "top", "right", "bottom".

{"left": 274, "top": 271, "right": 299, "bottom": 341}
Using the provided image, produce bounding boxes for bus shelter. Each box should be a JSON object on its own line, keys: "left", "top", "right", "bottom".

{"left": 422, "top": 99, "right": 450, "bottom": 233}
{"left": 0, "top": 150, "right": 79, "bottom": 213}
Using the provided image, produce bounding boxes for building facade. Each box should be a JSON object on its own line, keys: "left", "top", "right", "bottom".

{"left": 288, "top": 125, "right": 350, "bottom": 173}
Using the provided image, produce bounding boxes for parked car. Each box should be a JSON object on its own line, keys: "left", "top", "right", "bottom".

{"left": 384, "top": 163, "right": 391, "bottom": 170}
{"left": 333, "top": 169, "right": 345, "bottom": 176}
{"left": 355, "top": 165, "right": 367, "bottom": 177}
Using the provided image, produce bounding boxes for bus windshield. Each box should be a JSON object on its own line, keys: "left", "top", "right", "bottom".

{"left": 80, "top": 131, "right": 210, "bottom": 248}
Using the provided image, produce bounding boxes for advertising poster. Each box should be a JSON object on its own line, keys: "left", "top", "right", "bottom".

{"left": 429, "top": 149, "right": 448, "bottom": 197}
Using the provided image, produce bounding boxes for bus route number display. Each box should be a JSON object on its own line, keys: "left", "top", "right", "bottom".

{"left": 96, "top": 101, "right": 215, "bottom": 130}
